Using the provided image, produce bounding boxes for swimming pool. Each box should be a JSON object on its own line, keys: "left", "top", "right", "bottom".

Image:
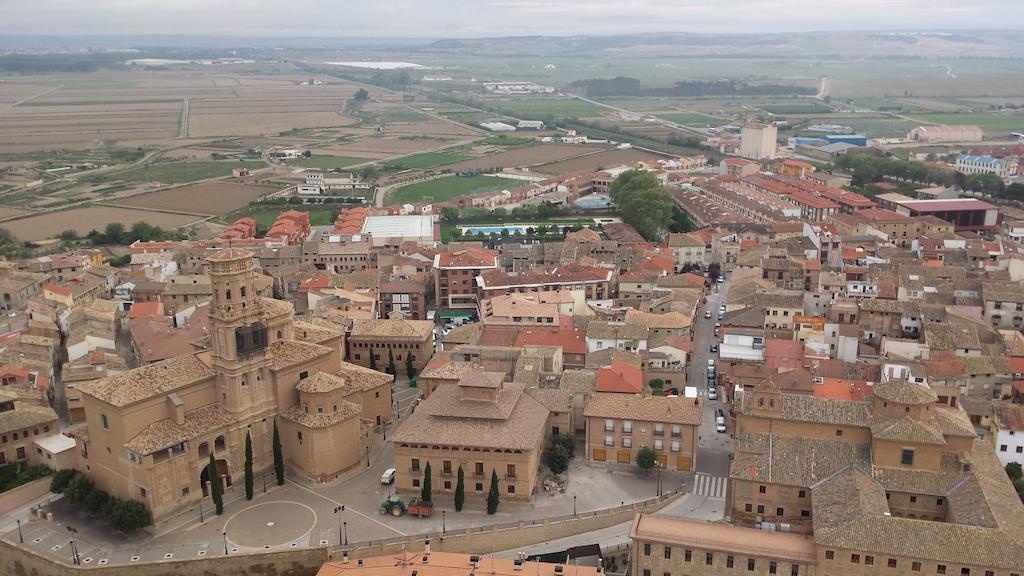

{"left": 574, "top": 194, "right": 614, "bottom": 209}
{"left": 461, "top": 225, "right": 530, "bottom": 235}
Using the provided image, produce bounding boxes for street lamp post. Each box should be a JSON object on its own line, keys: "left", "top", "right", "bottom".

{"left": 263, "top": 471, "right": 267, "bottom": 494}
{"left": 442, "top": 510, "right": 446, "bottom": 534}
{"left": 344, "top": 521, "right": 348, "bottom": 546}
{"left": 67, "top": 526, "right": 79, "bottom": 565}
{"left": 199, "top": 501, "right": 204, "bottom": 523}
{"left": 366, "top": 446, "right": 370, "bottom": 467}
{"left": 573, "top": 495, "right": 577, "bottom": 516}
{"left": 17, "top": 519, "right": 23, "bottom": 543}
{"left": 334, "top": 505, "right": 345, "bottom": 546}
{"left": 223, "top": 531, "right": 229, "bottom": 555}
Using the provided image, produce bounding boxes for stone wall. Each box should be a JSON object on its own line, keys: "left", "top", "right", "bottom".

{"left": 0, "top": 491, "right": 682, "bottom": 576}
{"left": 0, "top": 478, "right": 52, "bottom": 517}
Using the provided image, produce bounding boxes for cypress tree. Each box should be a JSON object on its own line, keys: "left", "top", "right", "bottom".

{"left": 272, "top": 419, "right": 285, "bottom": 486}
{"left": 369, "top": 350, "right": 378, "bottom": 371}
{"left": 244, "top": 430, "right": 254, "bottom": 500}
{"left": 454, "top": 466, "right": 465, "bottom": 512}
{"left": 406, "top": 353, "right": 415, "bottom": 379}
{"left": 486, "top": 470, "right": 500, "bottom": 515}
{"left": 208, "top": 453, "right": 223, "bottom": 515}
{"left": 421, "top": 462, "right": 432, "bottom": 502}
{"left": 387, "top": 348, "right": 396, "bottom": 375}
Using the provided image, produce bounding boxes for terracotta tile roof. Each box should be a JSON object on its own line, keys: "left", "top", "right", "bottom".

{"left": 526, "top": 387, "right": 571, "bottom": 412}
{"left": 870, "top": 415, "right": 946, "bottom": 445}
{"left": 478, "top": 265, "right": 613, "bottom": 290}
{"left": 630, "top": 514, "right": 816, "bottom": 564}
{"left": 293, "top": 320, "right": 344, "bottom": 345}
{"left": 79, "top": 354, "right": 216, "bottom": 407}
{"left": 731, "top": 433, "right": 869, "bottom": 487}
{"left": 350, "top": 318, "right": 434, "bottom": 340}
{"left": 514, "top": 327, "right": 586, "bottom": 356}
{"left": 125, "top": 404, "right": 235, "bottom": 455}
{"left": 584, "top": 392, "right": 702, "bottom": 425}
{"left": 559, "top": 370, "right": 597, "bottom": 395}
{"left": 435, "top": 248, "right": 498, "bottom": 268}
{"left": 595, "top": 360, "right": 643, "bottom": 394}
{"left": 993, "top": 401, "right": 1024, "bottom": 432}
{"left": 280, "top": 400, "right": 361, "bottom": 429}
{"left": 390, "top": 381, "right": 549, "bottom": 450}
{"left": 0, "top": 403, "right": 58, "bottom": 435}
{"left": 269, "top": 340, "right": 332, "bottom": 370}
{"left": 317, "top": 552, "right": 600, "bottom": 576}
{"left": 872, "top": 380, "right": 938, "bottom": 405}
{"left": 419, "top": 360, "right": 484, "bottom": 381}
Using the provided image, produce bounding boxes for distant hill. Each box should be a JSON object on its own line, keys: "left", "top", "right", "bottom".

{"left": 421, "top": 31, "right": 1024, "bottom": 58}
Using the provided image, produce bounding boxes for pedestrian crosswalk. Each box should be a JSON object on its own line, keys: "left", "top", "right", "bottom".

{"left": 693, "top": 473, "right": 727, "bottom": 499}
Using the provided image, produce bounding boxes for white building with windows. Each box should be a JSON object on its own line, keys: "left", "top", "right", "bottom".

{"left": 992, "top": 402, "right": 1024, "bottom": 467}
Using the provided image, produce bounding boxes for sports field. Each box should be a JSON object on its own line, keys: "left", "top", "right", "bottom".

{"left": 390, "top": 175, "right": 521, "bottom": 204}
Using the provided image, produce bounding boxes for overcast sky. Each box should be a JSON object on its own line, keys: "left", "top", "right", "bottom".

{"left": 1, "top": 0, "right": 1021, "bottom": 38}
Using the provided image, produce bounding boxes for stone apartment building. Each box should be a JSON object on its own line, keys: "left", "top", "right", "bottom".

{"left": 0, "top": 389, "right": 59, "bottom": 467}
{"left": 981, "top": 281, "right": 1024, "bottom": 330}
{"left": 390, "top": 372, "right": 549, "bottom": 502}
{"left": 76, "top": 249, "right": 392, "bottom": 521}
{"left": 477, "top": 265, "right": 615, "bottom": 302}
{"left": 377, "top": 277, "right": 429, "bottom": 321}
{"left": 584, "top": 393, "right": 702, "bottom": 471}
{"left": 347, "top": 318, "right": 434, "bottom": 373}
{"left": 630, "top": 515, "right": 817, "bottom": 576}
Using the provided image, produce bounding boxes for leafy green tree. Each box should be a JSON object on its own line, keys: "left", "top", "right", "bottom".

{"left": 387, "top": 348, "right": 396, "bottom": 375}
{"left": 354, "top": 89, "right": 370, "bottom": 101}
{"left": 273, "top": 419, "right": 285, "bottom": 486}
{"left": 608, "top": 170, "right": 673, "bottom": 240}
{"left": 85, "top": 489, "right": 110, "bottom": 514}
{"left": 486, "top": 470, "right": 500, "bottom": 515}
{"left": 208, "top": 453, "right": 224, "bottom": 515}
{"left": 406, "top": 353, "right": 415, "bottom": 379}
{"left": 421, "top": 462, "right": 432, "bottom": 502}
{"left": 442, "top": 207, "right": 460, "bottom": 223}
{"left": 455, "top": 466, "right": 465, "bottom": 511}
{"left": 553, "top": 434, "right": 575, "bottom": 459}
{"left": 103, "top": 222, "right": 126, "bottom": 244}
{"left": 1007, "top": 462, "right": 1023, "bottom": 483}
{"left": 50, "top": 469, "right": 76, "bottom": 494}
{"left": 64, "top": 472, "right": 95, "bottom": 505}
{"left": 107, "top": 499, "right": 152, "bottom": 532}
{"left": 636, "top": 447, "right": 657, "bottom": 471}
{"left": 547, "top": 444, "right": 570, "bottom": 475}
{"left": 244, "top": 431, "right": 254, "bottom": 501}
{"left": 1004, "top": 183, "right": 1024, "bottom": 201}
{"left": 648, "top": 378, "right": 665, "bottom": 395}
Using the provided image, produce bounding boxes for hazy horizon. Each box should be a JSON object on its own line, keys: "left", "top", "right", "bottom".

{"left": 1, "top": 0, "right": 1022, "bottom": 40}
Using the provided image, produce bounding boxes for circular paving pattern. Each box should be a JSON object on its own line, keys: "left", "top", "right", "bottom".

{"left": 223, "top": 501, "right": 317, "bottom": 548}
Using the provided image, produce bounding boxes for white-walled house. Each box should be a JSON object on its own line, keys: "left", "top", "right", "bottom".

{"left": 992, "top": 402, "right": 1024, "bottom": 467}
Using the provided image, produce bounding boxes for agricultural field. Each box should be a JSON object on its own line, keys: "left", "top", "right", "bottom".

{"left": 761, "top": 102, "right": 832, "bottom": 114}
{"left": 222, "top": 204, "right": 338, "bottom": 233}
{"left": 288, "top": 155, "right": 369, "bottom": 170}
{"left": 383, "top": 151, "right": 473, "bottom": 169}
{"left": 89, "top": 160, "right": 266, "bottom": 185}
{"left": 326, "top": 136, "right": 453, "bottom": 157}
{"left": 533, "top": 148, "right": 663, "bottom": 175}
{"left": 440, "top": 144, "right": 603, "bottom": 171}
{"left": 113, "top": 182, "right": 276, "bottom": 215}
{"left": 657, "top": 113, "right": 727, "bottom": 125}
{"left": 907, "top": 112, "right": 1024, "bottom": 135}
{"left": 390, "top": 175, "right": 522, "bottom": 204}
{"left": 1, "top": 206, "right": 202, "bottom": 242}
{"left": 0, "top": 71, "right": 372, "bottom": 153}
{"left": 487, "top": 98, "right": 605, "bottom": 119}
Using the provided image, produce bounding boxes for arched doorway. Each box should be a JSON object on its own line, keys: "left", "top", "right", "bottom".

{"left": 200, "top": 459, "right": 232, "bottom": 497}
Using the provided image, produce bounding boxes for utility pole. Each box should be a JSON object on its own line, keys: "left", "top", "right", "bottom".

{"left": 334, "top": 505, "right": 345, "bottom": 546}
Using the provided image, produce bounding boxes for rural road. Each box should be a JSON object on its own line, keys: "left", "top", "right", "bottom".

{"left": 575, "top": 95, "right": 709, "bottom": 138}
{"left": 179, "top": 97, "right": 190, "bottom": 138}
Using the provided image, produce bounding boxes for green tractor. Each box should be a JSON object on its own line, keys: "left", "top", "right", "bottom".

{"left": 380, "top": 495, "right": 405, "bottom": 516}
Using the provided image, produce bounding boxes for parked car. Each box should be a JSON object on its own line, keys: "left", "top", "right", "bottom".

{"left": 381, "top": 468, "right": 396, "bottom": 485}
{"left": 707, "top": 386, "right": 718, "bottom": 400}
{"left": 710, "top": 344, "right": 718, "bottom": 353}
{"left": 704, "top": 310, "right": 712, "bottom": 319}
{"left": 715, "top": 409, "right": 726, "bottom": 433}
{"left": 717, "top": 276, "right": 725, "bottom": 283}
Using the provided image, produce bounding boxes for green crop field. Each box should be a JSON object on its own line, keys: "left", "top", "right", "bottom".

{"left": 488, "top": 99, "right": 604, "bottom": 119}
{"left": 907, "top": 113, "right": 1024, "bottom": 134}
{"left": 383, "top": 152, "right": 473, "bottom": 169}
{"left": 761, "top": 102, "right": 832, "bottom": 114}
{"left": 89, "top": 160, "right": 265, "bottom": 185}
{"left": 390, "top": 175, "right": 521, "bottom": 204}
{"left": 53, "top": 79, "right": 137, "bottom": 90}
{"left": 477, "top": 135, "right": 534, "bottom": 146}
{"left": 658, "top": 113, "right": 727, "bottom": 125}
{"left": 289, "top": 155, "right": 369, "bottom": 170}
{"left": 223, "top": 204, "right": 338, "bottom": 233}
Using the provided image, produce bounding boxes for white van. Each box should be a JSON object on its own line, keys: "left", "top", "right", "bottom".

{"left": 707, "top": 359, "right": 716, "bottom": 369}
{"left": 381, "top": 468, "right": 396, "bottom": 485}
